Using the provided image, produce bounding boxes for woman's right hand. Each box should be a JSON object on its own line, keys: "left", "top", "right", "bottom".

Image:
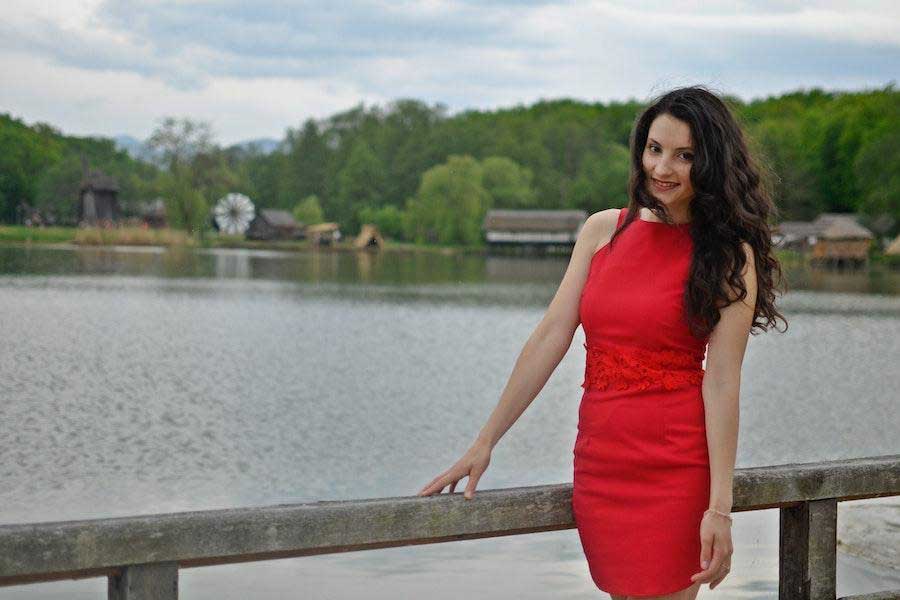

{"left": 417, "top": 438, "right": 492, "bottom": 500}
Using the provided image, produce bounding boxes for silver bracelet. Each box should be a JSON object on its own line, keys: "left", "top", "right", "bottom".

{"left": 704, "top": 508, "right": 733, "bottom": 523}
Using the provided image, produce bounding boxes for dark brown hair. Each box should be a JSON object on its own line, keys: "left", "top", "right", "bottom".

{"left": 609, "top": 85, "right": 788, "bottom": 338}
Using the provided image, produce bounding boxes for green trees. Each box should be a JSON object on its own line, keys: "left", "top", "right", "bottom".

{"left": 146, "top": 117, "right": 251, "bottom": 235}
{"left": 358, "top": 205, "right": 403, "bottom": 239}
{"left": 2, "top": 86, "right": 898, "bottom": 241}
{"left": 570, "top": 143, "right": 631, "bottom": 212}
{"left": 0, "top": 116, "right": 61, "bottom": 222}
{"left": 335, "top": 139, "right": 387, "bottom": 233}
{"left": 1, "top": 114, "right": 159, "bottom": 225}
{"left": 854, "top": 128, "right": 900, "bottom": 219}
{"left": 402, "top": 155, "right": 537, "bottom": 245}
{"left": 404, "top": 155, "right": 488, "bottom": 245}
{"left": 481, "top": 156, "right": 537, "bottom": 208}
{"left": 293, "top": 195, "right": 324, "bottom": 225}
{"left": 278, "top": 119, "right": 328, "bottom": 210}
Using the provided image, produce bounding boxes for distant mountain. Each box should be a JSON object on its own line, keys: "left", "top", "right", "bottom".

{"left": 230, "top": 138, "right": 282, "bottom": 154}
{"left": 113, "top": 134, "right": 282, "bottom": 160}
{"left": 113, "top": 134, "right": 155, "bottom": 161}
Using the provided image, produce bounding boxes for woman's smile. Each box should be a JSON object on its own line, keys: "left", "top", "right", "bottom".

{"left": 651, "top": 177, "right": 680, "bottom": 191}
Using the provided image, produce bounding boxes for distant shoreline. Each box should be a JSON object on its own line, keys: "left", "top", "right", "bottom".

{"left": 1, "top": 225, "right": 897, "bottom": 267}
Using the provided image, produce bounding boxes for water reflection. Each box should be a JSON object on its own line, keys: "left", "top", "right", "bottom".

{"left": 1, "top": 245, "right": 898, "bottom": 292}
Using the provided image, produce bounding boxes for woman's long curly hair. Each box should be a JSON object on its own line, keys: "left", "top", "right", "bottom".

{"left": 609, "top": 85, "right": 788, "bottom": 339}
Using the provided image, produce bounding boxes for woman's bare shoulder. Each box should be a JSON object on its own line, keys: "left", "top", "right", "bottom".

{"left": 581, "top": 208, "right": 622, "bottom": 254}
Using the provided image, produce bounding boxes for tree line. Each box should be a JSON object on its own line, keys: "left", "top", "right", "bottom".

{"left": 1, "top": 85, "right": 897, "bottom": 243}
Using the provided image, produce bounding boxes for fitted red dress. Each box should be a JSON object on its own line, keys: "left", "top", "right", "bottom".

{"left": 573, "top": 207, "right": 711, "bottom": 597}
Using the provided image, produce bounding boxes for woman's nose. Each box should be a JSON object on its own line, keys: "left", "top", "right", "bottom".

{"left": 653, "top": 156, "right": 676, "bottom": 176}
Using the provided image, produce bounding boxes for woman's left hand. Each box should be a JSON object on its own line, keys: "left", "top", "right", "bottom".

{"left": 689, "top": 510, "right": 733, "bottom": 589}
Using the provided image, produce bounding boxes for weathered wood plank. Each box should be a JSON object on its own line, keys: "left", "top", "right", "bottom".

{"left": 779, "top": 499, "right": 838, "bottom": 600}
{"left": 808, "top": 499, "right": 838, "bottom": 600}
{"left": 734, "top": 455, "right": 899, "bottom": 510}
{"left": 0, "top": 454, "right": 896, "bottom": 587}
{"left": 108, "top": 562, "right": 178, "bottom": 600}
{"left": 837, "top": 591, "right": 900, "bottom": 600}
{"left": 781, "top": 501, "right": 811, "bottom": 600}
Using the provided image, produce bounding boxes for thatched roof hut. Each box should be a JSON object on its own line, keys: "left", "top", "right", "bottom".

{"left": 354, "top": 224, "right": 384, "bottom": 249}
{"left": 813, "top": 213, "right": 875, "bottom": 240}
{"left": 883, "top": 235, "right": 900, "bottom": 256}
{"left": 482, "top": 209, "right": 588, "bottom": 246}
{"left": 246, "top": 209, "right": 301, "bottom": 240}
{"left": 774, "top": 213, "right": 875, "bottom": 266}
{"left": 808, "top": 213, "right": 874, "bottom": 267}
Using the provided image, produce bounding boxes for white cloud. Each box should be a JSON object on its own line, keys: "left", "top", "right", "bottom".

{"left": 0, "top": 0, "right": 897, "bottom": 144}
{"left": 0, "top": 49, "right": 375, "bottom": 143}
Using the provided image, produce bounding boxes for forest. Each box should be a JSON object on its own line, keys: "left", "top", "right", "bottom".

{"left": 1, "top": 85, "right": 897, "bottom": 244}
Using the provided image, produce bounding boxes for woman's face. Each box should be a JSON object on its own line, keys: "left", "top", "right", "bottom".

{"left": 641, "top": 113, "right": 696, "bottom": 214}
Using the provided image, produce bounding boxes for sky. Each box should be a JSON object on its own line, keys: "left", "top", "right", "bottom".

{"left": 1, "top": 0, "right": 898, "bottom": 145}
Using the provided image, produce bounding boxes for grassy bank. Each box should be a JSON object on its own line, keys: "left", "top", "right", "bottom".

{"left": 0, "top": 225, "right": 196, "bottom": 246}
{"left": 0, "top": 225, "right": 76, "bottom": 243}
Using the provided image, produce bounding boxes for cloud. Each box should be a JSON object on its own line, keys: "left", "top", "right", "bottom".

{"left": 0, "top": 0, "right": 897, "bottom": 143}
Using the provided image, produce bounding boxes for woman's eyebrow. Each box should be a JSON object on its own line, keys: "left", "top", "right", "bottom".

{"left": 648, "top": 137, "right": 693, "bottom": 151}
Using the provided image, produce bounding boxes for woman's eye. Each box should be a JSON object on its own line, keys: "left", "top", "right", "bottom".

{"left": 681, "top": 153, "right": 694, "bottom": 161}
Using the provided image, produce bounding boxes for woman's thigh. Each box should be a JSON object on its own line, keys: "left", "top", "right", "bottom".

{"left": 621, "top": 581, "right": 701, "bottom": 600}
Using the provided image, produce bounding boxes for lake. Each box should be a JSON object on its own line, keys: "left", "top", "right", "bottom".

{"left": 1, "top": 244, "right": 898, "bottom": 599}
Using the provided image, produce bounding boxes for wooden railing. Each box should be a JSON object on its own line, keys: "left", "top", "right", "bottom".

{"left": 1, "top": 455, "right": 898, "bottom": 600}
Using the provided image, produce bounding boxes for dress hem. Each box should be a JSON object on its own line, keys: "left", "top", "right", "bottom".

{"left": 596, "top": 579, "right": 699, "bottom": 598}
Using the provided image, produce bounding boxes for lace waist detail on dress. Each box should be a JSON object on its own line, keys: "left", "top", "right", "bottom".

{"left": 582, "top": 340, "right": 705, "bottom": 392}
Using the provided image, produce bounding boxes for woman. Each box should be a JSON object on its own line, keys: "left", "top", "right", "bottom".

{"left": 418, "top": 86, "right": 787, "bottom": 599}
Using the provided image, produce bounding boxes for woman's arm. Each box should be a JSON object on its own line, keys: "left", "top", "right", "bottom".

{"left": 702, "top": 241, "right": 757, "bottom": 513}
{"left": 474, "top": 209, "right": 620, "bottom": 449}
{"left": 691, "top": 243, "right": 757, "bottom": 589}
{"left": 691, "top": 241, "right": 757, "bottom": 587}
{"left": 418, "top": 209, "right": 620, "bottom": 498}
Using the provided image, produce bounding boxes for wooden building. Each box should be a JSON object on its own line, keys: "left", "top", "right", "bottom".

{"left": 482, "top": 209, "right": 588, "bottom": 248}
{"left": 353, "top": 224, "right": 384, "bottom": 250}
{"left": 245, "top": 209, "right": 301, "bottom": 240}
{"left": 78, "top": 170, "right": 120, "bottom": 226}
{"left": 774, "top": 213, "right": 874, "bottom": 268}
{"left": 306, "top": 222, "right": 341, "bottom": 246}
{"left": 809, "top": 213, "right": 874, "bottom": 268}
{"left": 771, "top": 221, "right": 820, "bottom": 252}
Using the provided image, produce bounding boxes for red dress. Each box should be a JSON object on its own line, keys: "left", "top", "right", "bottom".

{"left": 573, "top": 207, "right": 711, "bottom": 597}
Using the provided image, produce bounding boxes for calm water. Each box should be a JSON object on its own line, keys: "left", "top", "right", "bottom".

{"left": 1, "top": 244, "right": 898, "bottom": 599}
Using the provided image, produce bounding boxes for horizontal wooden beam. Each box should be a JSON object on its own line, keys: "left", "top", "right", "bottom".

{"left": 838, "top": 592, "right": 900, "bottom": 600}
{"left": 1, "top": 454, "right": 897, "bottom": 587}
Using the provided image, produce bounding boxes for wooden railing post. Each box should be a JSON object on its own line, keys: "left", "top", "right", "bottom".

{"left": 108, "top": 562, "right": 178, "bottom": 600}
{"left": 779, "top": 498, "right": 838, "bottom": 600}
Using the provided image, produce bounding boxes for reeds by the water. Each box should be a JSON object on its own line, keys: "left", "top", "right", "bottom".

{"left": 73, "top": 227, "right": 196, "bottom": 247}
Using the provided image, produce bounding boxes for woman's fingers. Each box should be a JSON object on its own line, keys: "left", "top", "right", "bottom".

{"left": 418, "top": 443, "right": 491, "bottom": 498}
{"left": 709, "top": 562, "right": 731, "bottom": 589}
{"left": 418, "top": 465, "right": 468, "bottom": 496}
{"left": 417, "top": 469, "right": 452, "bottom": 496}
{"left": 464, "top": 467, "right": 483, "bottom": 499}
{"left": 417, "top": 475, "right": 443, "bottom": 496}
{"left": 691, "top": 544, "right": 728, "bottom": 583}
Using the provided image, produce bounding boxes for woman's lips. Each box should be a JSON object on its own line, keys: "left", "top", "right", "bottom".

{"left": 651, "top": 178, "right": 679, "bottom": 192}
